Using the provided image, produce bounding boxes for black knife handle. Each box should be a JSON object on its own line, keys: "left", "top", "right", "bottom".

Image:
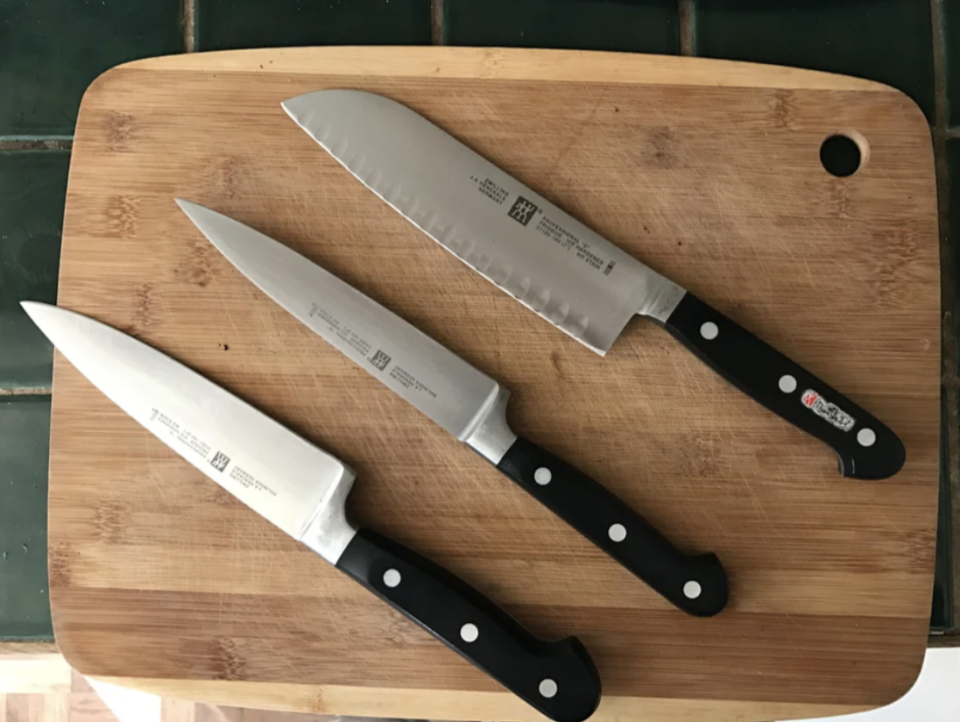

{"left": 497, "top": 438, "right": 728, "bottom": 617}
{"left": 336, "top": 528, "right": 601, "bottom": 722}
{"left": 662, "top": 292, "right": 905, "bottom": 480}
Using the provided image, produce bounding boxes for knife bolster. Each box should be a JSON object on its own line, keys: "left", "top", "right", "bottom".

{"left": 639, "top": 279, "right": 687, "bottom": 324}
{"left": 300, "top": 466, "right": 359, "bottom": 564}
{"left": 464, "top": 386, "right": 517, "bottom": 465}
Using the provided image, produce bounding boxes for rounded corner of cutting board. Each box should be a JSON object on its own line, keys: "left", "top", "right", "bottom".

{"left": 46, "top": 627, "right": 88, "bottom": 678}
{"left": 77, "top": 57, "right": 153, "bottom": 108}
{"left": 867, "top": 640, "right": 932, "bottom": 711}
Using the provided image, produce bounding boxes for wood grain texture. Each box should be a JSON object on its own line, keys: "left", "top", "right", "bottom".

{"left": 49, "top": 47, "right": 940, "bottom": 721}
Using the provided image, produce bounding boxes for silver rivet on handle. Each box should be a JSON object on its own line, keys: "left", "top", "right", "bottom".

{"left": 460, "top": 623, "right": 479, "bottom": 643}
{"left": 534, "top": 467, "right": 552, "bottom": 485}
{"left": 539, "top": 679, "right": 558, "bottom": 699}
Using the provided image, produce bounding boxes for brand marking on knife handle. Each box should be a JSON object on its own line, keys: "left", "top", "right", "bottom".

{"left": 801, "top": 390, "right": 856, "bottom": 431}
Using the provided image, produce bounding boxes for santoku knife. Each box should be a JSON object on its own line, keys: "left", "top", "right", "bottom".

{"left": 177, "top": 200, "right": 729, "bottom": 617}
{"left": 22, "top": 301, "right": 601, "bottom": 722}
{"left": 282, "top": 90, "right": 905, "bottom": 481}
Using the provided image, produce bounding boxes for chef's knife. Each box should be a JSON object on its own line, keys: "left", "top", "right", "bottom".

{"left": 177, "top": 200, "right": 728, "bottom": 617}
{"left": 282, "top": 90, "right": 905, "bottom": 481}
{"left": 22, "top": 301, "right": 601, "bottom": 722}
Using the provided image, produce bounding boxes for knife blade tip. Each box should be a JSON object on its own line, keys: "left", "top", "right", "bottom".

{"left": 175, "top": 199, "right": 222, "bottom": 234}
{"left": 281, "top": 94, "right": 312, "bottom": 126}
{"left": 19, "top": 300, "right": 62, "bottom": 340}
{"left": 20, "top": 299, "right": 50, "bottom": 317}
{"left": 174, "top": 197, "right": 201, "bottom": 215}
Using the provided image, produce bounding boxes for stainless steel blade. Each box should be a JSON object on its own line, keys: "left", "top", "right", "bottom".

{"left": 22, "top": 302, "right": 357, "bottom": 562}
{"left": 176, "top": 200, "right": 503, "bottom": 446}
{"left": 282, "top": 90, "right": 685, "bottom": 355}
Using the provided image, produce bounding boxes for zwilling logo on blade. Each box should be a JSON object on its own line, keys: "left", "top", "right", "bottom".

{"left": 210, "top": 451, "right": 231, "bottom": 472}
{"left": 508, "top": 196, "right": 539, "bottom": 226}
{"left": 369, "top": 349, "right": 391, "bottom": 371}
{"left": 801, "top": 390, "right": 855, "bottom": 431}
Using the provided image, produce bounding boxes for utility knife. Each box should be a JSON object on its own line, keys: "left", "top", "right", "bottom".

{"left": 177, "top": 200, "right": 729, "bottom": 617}
{"left": 22, "top": 301, "right": 601, "bottom": 722}
{"left": 282, "top": 90, "right": 905, "bottom": 481}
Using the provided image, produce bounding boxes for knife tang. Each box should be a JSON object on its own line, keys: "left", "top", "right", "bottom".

{"left": 495, "top": 438, "right": 728, "bottom": 617}
{"left": 337, "top": 528, "right": 601, "bottom": 722}
{"left": 661, "top": 292, "right": 905, "bottom": 480}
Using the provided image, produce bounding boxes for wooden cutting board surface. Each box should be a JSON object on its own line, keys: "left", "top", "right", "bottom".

{"left": 49, "top": 47, "right": 940, "bottom": 721}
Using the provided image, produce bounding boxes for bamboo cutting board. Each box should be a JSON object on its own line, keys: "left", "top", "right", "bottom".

{"left": 49, "top": 48, "right": 939, "bottom": 721}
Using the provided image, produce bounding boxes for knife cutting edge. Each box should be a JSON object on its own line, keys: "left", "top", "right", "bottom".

{"left": 282, "top": 89, "right": 906, "bottom": 481}
{"left": 22, "top": 301, "right": 601, "bottom": 722}
{"left": 176, "top": 200, "right": 729, "bottom": 618}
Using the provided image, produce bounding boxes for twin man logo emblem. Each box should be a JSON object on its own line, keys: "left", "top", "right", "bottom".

{"left": 508, "top": 196, "right": 539, "bottom": 226}
{"left": 210, "top": 450, "right": 231, "bottom": 472}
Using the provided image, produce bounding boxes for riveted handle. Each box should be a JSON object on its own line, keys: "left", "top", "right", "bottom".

{"left": 337, "top": 529, "right": 601, "bottom": 722}
{"left": 663, "top": 293, "right": 905, "bottom": 480}
{"left": 497, "top": 438, "right": 728, "bottom": 617}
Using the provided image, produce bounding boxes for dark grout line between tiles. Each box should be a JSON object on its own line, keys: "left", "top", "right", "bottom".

{"left": 432, "top": 0, "right": 443, "bottom": 45}
{"left": 0, "top": 139, "right": 72, "bottom": 150}
{"left": 0, "top": 388, "right": 53, "bottom": 397}
{"left": 679, "top": 0, "right": 694, "bottom": 56}
{"left": 183, "top": 0, "right": 197, "bottom": 53}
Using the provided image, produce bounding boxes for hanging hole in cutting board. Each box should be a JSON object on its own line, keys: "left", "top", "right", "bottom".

{"left": 820, "top": 131, "right": 869, "bottom": 177}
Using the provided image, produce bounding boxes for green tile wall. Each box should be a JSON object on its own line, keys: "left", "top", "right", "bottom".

{"left": 196, "top": 0, "right": 432, "bottom": 50}
{"left": 693, "top": 0, "right": 936, "bottom": 121}
{"left": 0, "top": 0, "right": 183, "bottom": 137}
{"left": 0, "top": 151, "right": 70, "bottom": 389}
{"left": 443, "top": 0, "right": 679, "bottom": 53}
{"left": 0, "top": 396, "right": 53, "bottom": 639}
